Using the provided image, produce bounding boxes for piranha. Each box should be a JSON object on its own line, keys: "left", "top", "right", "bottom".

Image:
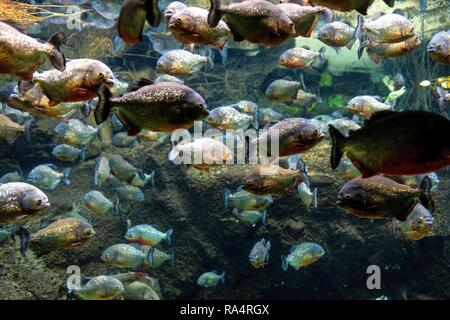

{"left": 297, "top": 182, "right": 317, "bottom": 209}
{"left": 113, "top": 272, "right": 162, "bottom": 300}
{"left": 108, "top": 155, "right": 154, "bottom": 187}
{"left": 328, "top": 119, "right": 361, "bottom": 137}
{"left": 357, "top": 14, "right": 415, "bottom": 44}
{"left": 206, "top": 106, "right": 256, "bottom": 130}
{"left": 207, "top": 0, "right": 296, "bottom": 47}
{"left": 84, "top": 191, "right": 115, "bottom": 215}
{"left": 118, "top": 0, "right": 161, "bottom": 45}
{"left": 392, "top": 203, "right": 434, "bottom": 242}
{"left": 318, "top": 21, "right": 357, "bottom": 49}
{"left": 258, "top": 108, "right": 284, "bottom": 127}
{"left": 329, "top": 110, "right": 450, "bottom": 177}
{"left": 29, "top": 218, "right": 95, "bottom": 253}
{"left": 307, "top": 0, "right": 395, "bottom": 15}
{"left": 156, "top": 49, "right": 209, "bottom": 76}
{"left": 101, "top": 244, "right": 147, "bottom": 269}
{"left": 125, "top": 224, "right": 173, "bottom": 246}
{"left": 0, "top": 171, "right": 23, "bottom": 184}
{"left": 265, "top": 79, "right": 301, "bottom": 103}
{"left": 145, "top": 246, "right": 176, "bottom": 268}
{"left": 27, "top": 164, "right": 71, "bottom": 191}
{"left": 0, "top": 22, "right": 65, "bottom": 80}
{"left": 256, "top": 118, "right": 325, "bottom": 158}
{"left": 95, "top": 81, "right": 209, "bottom": 135}
{"left": 232, "top": 208, "right": 267, "bottom": 226}
{"left": 242, "top": 164, "right": 303, "bottom": 196}
{"left": 166, "top": 3, "right": 231, "bottom": 48}
{"left": 292, "top": 89, "right": 321, "bottom": 109}
{"left": 277, "top": 3, "right": 334, "bottom": 38}
{"left": 52, "top": 144, "right": 85, "bottom": 162}
{"left": 69, "top": 275, "right": 124, "bottom": 300}
{"left": 427, "top": 31, "right": 450, "bottom": 65}
{"left": 337, "top": 175, "right": 434, "bottom": 221}
{"left": 282, "top": 242, "right": 325, "bottom": 271}
{"left": 112, "top": 131, "right": 139, "bottom": 148}
{"left": 197, "top": 270, "right": 225, "bottom": 288}
{"left": 249, "top": 238, "right": 271, "bottom": 269}
{"left": 359, "top": 35, "right": 421, "bottom": 64}
{"left": 231, "top": 100, "right": 259, "bottom": 122}
{"left": 346, "top": 95, "right": 391, "bottom": 119}
{"left": 54, "top": 119, "right": 98, "bottom": 147}
{"left": 0, "top": 114, "right": 32, "bottom": 145}
{"left": 224, "top": 187, "right": 273, "bottom": 211}
{"left": 115, "top": 185, "right": 145, "bottom": 203}
{"left": 279, "top": 47, "right": 326, "bottom": 69}
{"left": 334, "top": 158, "right": 361, "bottom": 180}
{"left": 94, "top": 156, "right": 111, "bottom": 188}
{"left": 168, "top": 138, "right": 232, "bottom": 172}
{"left": 0, "top": 182, "right": 50, "bottom": 224}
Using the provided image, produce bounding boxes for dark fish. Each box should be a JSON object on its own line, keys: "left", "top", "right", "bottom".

{"left": 427, "top": 31, "right": 450, "bottom": 65}
{"left": 309, "top": 0, "right": 394, "bottom": 15}
{"left": 337, "top": 175, "right": 433, "bottom": 221}
{"left": 118, "top": 0, "right": 161, "bottom": 45}
{"left": 207, "top": 0, "right": 296, "bottom": 47}
{"left": 330, "top": 110, "right": 450, "bottom": 177}
{"left": 95, "top": 81, "right": 208, "bottom": 135}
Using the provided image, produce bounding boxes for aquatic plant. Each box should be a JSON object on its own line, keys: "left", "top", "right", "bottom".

{"left": 319, "top": 71, "right": 333, "bottom": 88}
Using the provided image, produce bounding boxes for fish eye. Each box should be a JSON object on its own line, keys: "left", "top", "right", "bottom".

{"left": 176, "top": 18, "right": 182, "bottom": 25}
{"left": 437, "top": 44, "right": 443, "bottom": 50}
{"left": 418, "top": 217, "right": 424, "bottom": 222}
{"left": 313, "top": 129, "right": 319, "bottom": 135}
{"left": 98, "top": 72, "right": 105, "bottom": 80}
{"left": 37, "top": 199, "right": 42, "bottom": 205}
{"left": 344, "top": 194, "right": 351, "bottom": 200}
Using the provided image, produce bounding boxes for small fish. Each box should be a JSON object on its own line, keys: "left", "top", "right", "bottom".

{"left": 232, "top": 208, "right": 267, "bottom": 226}
{"left": 265, "top": 79, "right": 301, "bottom": 103}
{"left": 415, "top": 172, "right": 439, "bottom": 193}
{"left": 54, "top": 119, "right": 98, "bottom": 147}
{"left": 329, "top": 110, "right": 450, "bottom": 177}
{"left": 337, "top": 175, "right": 433, "bottom": 221}
{"left": 206, "top": 106, "right": 255, "bottom": 130}
{"left": 328, "top": 119, "right": 361, "bottom": 137}
{"left": 0, "top": 22, "right": 65, "bottom": 80}
{"left": 318, "top": 21, "right": 356, "bottom": 49}
{"left": 29, "top": 218, "right": 95, "bottom": 253}
{"left": 112, "top": 131, "right": 139, "bottom": 148}
{"left": 393, "top": 73, "right": 406, "bottom": 91}
{"left": 27, "top": 164, "right": 71, "bottom": 191}
{"left": 0, "top": 182, "right": 50, "bottom": 224}
{"left": 231, "top": 100, "right": 258, "bottom": 121}
{"left": 249, "top": 238, "right": 271, "bottom": 269}
{"left": 282, "top": 242, "right": 325, "bottom": 271}
{"left": 292, "top": 90, "right": 321, "bottom": 109}
{"left": 95, "top": 81, "right": 209, "bottom": 135}
{"left": 359, "top": 36, "right": 421, "bottom": 64}
{"left": 116, "top": 185, "right": 145, "bottom": 203}
{"left": 168, "top": 138, "right": 232, "bottom": 172}
{"left": 144, "top": 246, "right": 176, "bottom": 268}
{"left": 94, "top": 156, "right": 111, "bottom": 188}
{"left": 156, "top": 50, "right": 209, "bottom": 76}
{"left": 166, "top": 4, "right": 231, "bottom": 48}
{"left": 207, "top": 0, "right": 295, "bottom": 46}
{"left": 109, "top": 155, "right": 154, "bottom": 187}
{"left": 297, "top": 182, "right": 317, "bottom": 209}
{"left": 197, "top": 270, "right": 225, "bottom": 288}
{"left": 70, "top": 275, "right": 124, "bottom": 300}
{"left": 121, "top": 279, "right": 161, "bottom": 300}
{"left": 0, "top": 171, "right": 23, "bottom": 184}
{"left": 101, "top": 244, "right": 146, "bottom": 269}
{"left": 357, "top": 14, "right": 415, "bottom": 44}
{"left": 242, "top": 164, "right": 303, "bottom": 196}
{"left": 258, "top": 108, "right": 284, "bottom": 127}
{"left": 279, "top": 47, "right": 326, "bottom": 69}
{"left": 118, "top": 0, "right": 161, "bottom": 45}
{"left": 346, "top": 96, "right": 391, "bottom": 119}
{"left": 84, "top": 191, "right": 115, "bottom": 214}
{"left": 419, "top": 80, "right": 432, "bottom": 87}
{"left": 334, "top": 158, "right": 361, "bottom": 180}
{"left": 436, "top": 87, "right": 450, "bottom": 112}
{"left": 52, "top": 144, "right": 85, "bottom": 162}
{"left": 224, "top": 187, "right": 273, "bottom": 211}
{"left": 0, "top": 114, "right": 31, "bottom": 145}
{"left": 125, "top": 224, "right": 173, "bottom": 246}
{"left": 392, "top": 203, "right": 434, "bottom": 242}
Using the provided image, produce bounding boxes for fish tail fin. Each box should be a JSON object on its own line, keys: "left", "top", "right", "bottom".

{"left": 170, "top": 246, "right": 176, "bottom": 267}
{"left": 146, "top": 247, "right": 155, "bottom": 268}
{"left": 23, "top": 117, "right": 33, "bottom": 142}
{"left": 80, "top": 147, "right": 87, "bottom": 161}
{"left": 168, "top": 145, "right": 180, "bottom": 162}
{"left": 149, "top": 170, "right": 155, "bottom": 187}
{"left": 220, "top": 271, "right": 226, "bottom": 284}
{"left": 436, "top": 87, "right": 447, "bottom": 112}
{"left": 95, "top": 84, "right": 113, "bottom": 125}
{"left": 318, "top": 47, "right": 326, "bottom": 64}
{"left": 62, "top": 168, "right": 71, "bottom": 185}
{"left": 145, "top": 0, "right": 161, "bottom": 27}
{"left": 47, "top": 32, "right": 66, "bottom": 72}
{"left": 261, "top": 210, "right": 267, "bottom": 225}
{"left": 383, "top": 0, "right": 395, "bottom": 7}
{"left": 419, "top": 176, "right": 435, "bottom": 213}
{"left": 223, "top": 187, "right": 231, "bottom": 208}
{"left": 208, "top": 0, "right": 222, "bottom": 27}
{"left": 281, "top": 255, "right": 288, "bottom": 271}
{"left": 82, "top": 101, "right": 92, "bottom": 118}
{"left": 356, "top": 16, "right": 366, "bottom": 59}
{"left": 320, "top": 7, "right": 334, "bottom": 23}
{"left": 329, "top": 124, "right": 346, "bottom": 170}
{"left": 165, "top": 228, "right": 173, "bottom": 246}
{"left": 114, "top": 198, "right": 120, "bottom": 215}
{"left": 313, "top": 187, "right": 318, "bottom": 209}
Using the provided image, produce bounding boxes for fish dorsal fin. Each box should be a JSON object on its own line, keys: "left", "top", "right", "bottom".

{"left": 364, "top": 110, "right": 397, "bottom": 126}
{"left": 128, "top": 78, "right": 154, "bottom": 92}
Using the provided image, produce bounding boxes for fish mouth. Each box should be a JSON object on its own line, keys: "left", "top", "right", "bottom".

{"left": 104, "top": 78, "right": 115, "bottom": 88}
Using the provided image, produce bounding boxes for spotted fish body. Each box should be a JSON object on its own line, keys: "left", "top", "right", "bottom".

{"left": 0, "top": 22, "right": 65, "bottom": 80}
{"left": 318, "top": 21, "right": 356, "bottom": 48}
{"left": 309, "top": 0, "right": 394, "bottom": 15}
{"left": 72, "top": 276, "right": 124, "bottom": 300}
